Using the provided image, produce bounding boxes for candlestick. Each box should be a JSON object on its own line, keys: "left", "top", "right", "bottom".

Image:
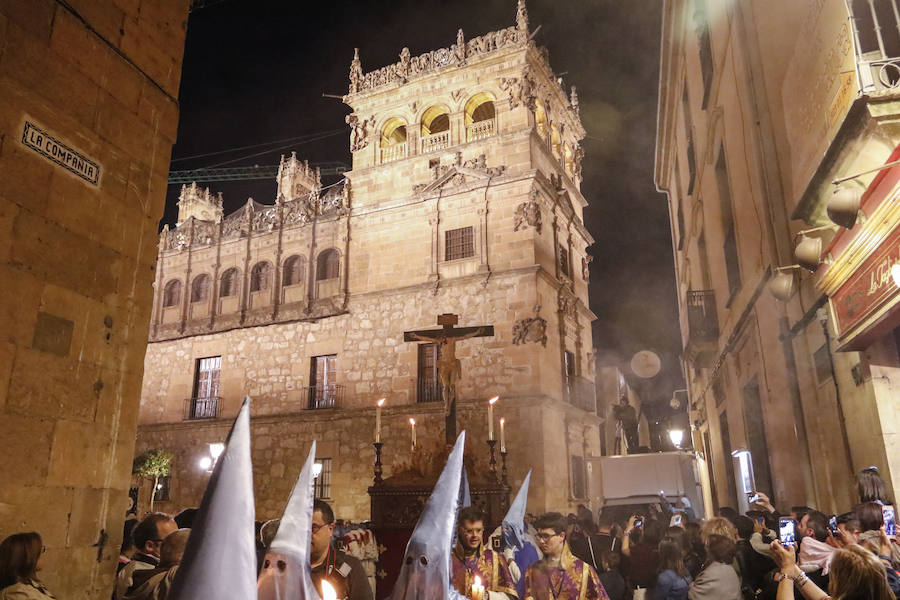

{"left": 373, "top": 442, "right": 384, "bottom": 486}
{"left": 409, "top": 418, "right": 416, "bottom": 449}
{"left": 487, "top": 439, "right": 498, "bottom": 478}
{"left": 501, "top": 450, "right": 509, "bottom": 487}
{"left": 488, "top": 396, "right": 498, "bottom": 440}
{"left": 375, "top": 398, "right": 385, "bottom": 443}
{"left": 471, "top": 575, "right": 485, "bottom": 600}
{"left": 499, "top": 417, "right": 506, "bottom": 452}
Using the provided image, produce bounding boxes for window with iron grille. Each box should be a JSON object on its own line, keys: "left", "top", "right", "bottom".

{"left": 558, "top": 244, "right": 571, "bottom": 278}
{"left": 417, "top": 343, "right": 443, "bottom": 403}
{"left": 192, "top": 356, "right": 221, "bottom": 419}
{"left": 191, "top": 274, "right": 210, "bottom": 302}
{"left": 163, "top": 280, "right": 182, "bottom": 307}
{"left": 220, "top": 268, "right": 239, "bottom": 297}
{"left": 570, "top": 455, "right": 586, "bottom": 499}
{"left": 314, "top": 458, "right": 332, "bottom": 499}
{"left": 445, "top": 226, "right": 474, "bottom": 261}
{"left": 283, "top": 255, "right": 305, "bottom": 287}
{"left": 250, "top": 262, "right": 271, "bottom": 292}
{"left": 316, "top": 249, "right": 340, "bottom": 280}
{"left": 310, "top": 354, "right": 337, "bottom": 409}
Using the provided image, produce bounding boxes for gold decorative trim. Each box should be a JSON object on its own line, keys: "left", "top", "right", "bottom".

{"left": 819, "top": 179, "right": 900, "bottom": 295}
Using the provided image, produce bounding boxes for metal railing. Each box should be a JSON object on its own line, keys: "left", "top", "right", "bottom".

{"left": 380, "top": 142, "right": 407, "bottom": 163}
{"left": 422, "top": 130, "right": 450, "bottom": 153}
{"left": 466, "top": 119, "right": 495, "bottom": 142}
{"left": 686, "top": 289, "right": 719, "bottom": 342}
{"left": 304, "top": 384, "right": 344, "bottom": 409}
{"left": 183, "top": 396, "right": 221, "bottom": 420}
{"left": 417, "top": 380, "right": 443, "bottom": 404}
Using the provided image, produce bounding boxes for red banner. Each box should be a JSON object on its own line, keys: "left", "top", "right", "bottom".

{"left": 831, "top": 224, "right": 900, "bottom": 340}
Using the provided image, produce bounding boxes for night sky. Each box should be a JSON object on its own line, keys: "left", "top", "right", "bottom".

{"left": 165, "top": 0, "right": 682, "bottom": 416}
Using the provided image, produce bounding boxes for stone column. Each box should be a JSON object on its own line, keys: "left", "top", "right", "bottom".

{"left": 0, "top": 1, "right": 190, "bottom": 597}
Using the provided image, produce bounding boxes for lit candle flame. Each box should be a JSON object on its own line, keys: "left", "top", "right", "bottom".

{"left": 377, "top": 398, "right": 385, "bottom": 407}
{"left": 409, "top": 417, "right": 415, "bottom": 425}
{"left": 321, "top": 580, "right": 337, "bottom": 600}
{"left": 473, "top": 575, "right": 482, "bottom": 587}
{"left": 489, "top": 396, "right": 499, "bottom": 405}
{"left": 500, "top": 417, "right": 505, "bottom": 425}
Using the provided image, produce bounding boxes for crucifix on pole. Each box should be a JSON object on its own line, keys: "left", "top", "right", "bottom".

{"left": 404, "top": 314, "right": 494, "bottom": 444}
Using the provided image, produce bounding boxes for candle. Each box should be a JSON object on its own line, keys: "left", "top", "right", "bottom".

{"left": 488, "top": 396, "right": 498, "bottom": 440}
{"left": 321, "top": 580, "right": 337, "bottom": 600}
{"left": 471, "top": 575, "right": 485, "bottom": 600}
{"left": 375, "top": 398, "right": 385, "bottom": 443}
{"left": 410, "top": 418, "right": 416, "bottom": 448}
{"left": 500, "top": 417, "right": 506, "bottom": 452}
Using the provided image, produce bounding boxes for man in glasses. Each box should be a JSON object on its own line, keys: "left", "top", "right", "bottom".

{"left": 310, "top": 500, "right": 373, "bottom": 600}
{"left": 450, "top": 506, "right": 518, "bottom": 599}
{"left": 523, "top": 512, "right": 609, "bottom": 600}
{"left": 115, "top": 512, "right": 177, "bottom": 599}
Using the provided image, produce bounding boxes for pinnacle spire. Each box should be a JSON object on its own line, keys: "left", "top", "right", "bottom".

{"left": 516, "top": 0, "right": 529, "bottom": 34}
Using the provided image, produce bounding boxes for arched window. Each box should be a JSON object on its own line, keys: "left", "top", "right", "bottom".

{"left": 316, "top": 249, "right": 340, "bottom": 281}
{"left": 551, "top": 126, "right": 561, "bottom": 160}
{"left": 163, "top": 280, "right": 182, "bottom": 307}
{"left": 465, "top": 93, "right": 496, "bottom": 142}
{"left": 381, "top": 118, "right": 408, "bottom": 162}
{"left": 250, "top": 262, "right": 272, "bottom": 292}
{"left": 220, "top": 268, "right": 239, "bottom": 297}
{"left": 191, "top": 274, "right": 210, "bottom": 303}
{"left": 283, "top": 255, "right": 305, "bottom": 287}
{"left": 421, "top": 105, "right": 450, "bottom": 137}
{"left": 535, "top": 101, "right": 548, "bottom": 139}
{"left": 564, "top": 144, "right": 575, "bottom": 176}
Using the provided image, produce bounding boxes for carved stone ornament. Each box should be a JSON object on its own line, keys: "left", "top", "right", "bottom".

{"left": 581, "top": 254, "right": 593, "bottom": 279}
{"left": 346, "top": 113, "right": 375, "bottom": 152}
{"left": 513, "top": 189, "right": 542, "bottom": 233}
{"left": 451, "top": 88, "right": 465, "bottom": 103}
{"left": 348, "top": 48, "right": 363, "bottom": 94}
{"left": 454, "top": 29, "right": 466, "bottom": 63}
{"left": 558, "top": 290, "right": 577, "bottom": 319}
{"left": 500, "top": 68, "right": 536, "bottom": 111}
{"left": 512, "top": 305, "right": 548, "bottom": 346}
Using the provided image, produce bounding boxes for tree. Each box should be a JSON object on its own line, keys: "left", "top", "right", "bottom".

{"left": 132, "top": 449, "right": 173, "bottom": 513}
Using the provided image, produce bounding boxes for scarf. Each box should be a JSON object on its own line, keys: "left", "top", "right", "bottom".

{"left": 798, "top": 537, "right": 835, "bottom": 575}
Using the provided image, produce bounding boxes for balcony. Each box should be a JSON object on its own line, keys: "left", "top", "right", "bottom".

{"left": 380, "top": 142, "right": 407, "bottom": 163}
{"left": 422, "top": 131, "right": 450, "bottom": 153}
{"left": 685, "top": 289, "right": 719, "bottom": 367}
{"left": 417, "top": 380, "right": 443, "bottom": 404}
{"left": 566, "top": 376, "right": 597, "bottom": 412}
{"left": 183, "top": 396, "right": 221, "bottom": 420}
{"left": 304, "top": 384, "right": 344, "bottom": 409}
{"left": 466, "top": 119, "right": 495, "bottom": 142}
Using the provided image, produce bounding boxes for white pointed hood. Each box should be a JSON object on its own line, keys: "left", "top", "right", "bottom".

{"left": 390, "top": 431, "right": 466, "bottom": 600}
{"left": 502, "top": 470, "right": 531, "bottom": 550}
{"left": 257, "top": 441, "right": 321, "bottom": 600}
{"left": 169, "top": 397, "right": 257, "bottom": 600}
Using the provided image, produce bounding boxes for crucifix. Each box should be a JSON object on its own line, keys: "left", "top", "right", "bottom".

{"left": 404, "top": 314, "right": 494, "bottom": 444}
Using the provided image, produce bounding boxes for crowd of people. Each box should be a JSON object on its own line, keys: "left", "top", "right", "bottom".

{"left": 1, "top": 467, "right": 898, "bottom": 600}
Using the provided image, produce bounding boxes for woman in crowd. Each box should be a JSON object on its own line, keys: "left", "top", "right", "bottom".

{"left": 682, "top": 522, "right": 706, "bottom": 579}
{"left": 0, "top": 533, "right": 55, "bottom": 600}
{"left": 623, "top": 516, "right": 663, "bottom": 592}
{"left": 770, "top": 539, "right": 894, "bottom": 600}
{"left": 687, "top": 534, "right": 741, "bottom": 600}
{"left": 853, "top": 502, "right": 900, "bottom": 596}
{"left": 654, "top": 537, "right": 691, "bottom": 600}
{"left": 857, "top": 467, "right": 893, "bottom": 506}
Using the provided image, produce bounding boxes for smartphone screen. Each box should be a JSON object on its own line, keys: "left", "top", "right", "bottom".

{"left": 748, "top": 492, "right": 760, "bottom": 504}
{"left": 634, "top": 519, "right": 643, "bottom": 528}
{"left": 883, "top": 505, "right": 896, "bottom": 536}
{"left": 779, "top": 518, "right": 797, "bottom": 546}
{"left": 670, "top": 514, "right": 683, "bottom": 527}
{"left": 828, "top": 516, "right": 838, "bottom": 535}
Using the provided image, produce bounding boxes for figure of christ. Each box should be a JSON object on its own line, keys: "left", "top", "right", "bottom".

{"left": 408, "top": 327, "right": 485, "bottom": 416}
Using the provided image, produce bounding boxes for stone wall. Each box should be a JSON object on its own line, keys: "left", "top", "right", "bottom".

{"left": 0, "top": 1, "right": 188, "bottom": 597}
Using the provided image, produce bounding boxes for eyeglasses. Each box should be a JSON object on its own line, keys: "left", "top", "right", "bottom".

{"left": 311, "top": 522, "right": 332, "bottom": 534}
{"left": 536, "top": 532, "right": 561, "bottom": 542}
{"left": 41, "top": 546, "right": 47, "bottom": 554}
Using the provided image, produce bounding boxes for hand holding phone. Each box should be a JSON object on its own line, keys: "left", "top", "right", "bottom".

{"left": 779, "top": 517, "right": 797, "bottom": 547}
{"left": 828, "top": 516, "right": 838, "bottom": 536}
{"left": 748, "top": 492, "right": 760, "bottom": 504}
{"left": 670, "top": 514, "right": 684, "bottom": 527}
{"left": 883, "top": 505, "right": 896, "bottom": 536}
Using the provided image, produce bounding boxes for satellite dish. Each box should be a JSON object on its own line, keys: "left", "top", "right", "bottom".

{"left": 630, "top": 350, "right": 661, "bottom": 379}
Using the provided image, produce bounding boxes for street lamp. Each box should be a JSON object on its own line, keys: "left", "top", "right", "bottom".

{"left": 668, "top": 429, "right": 684, "bottom": 448}
{"left": 198, "top": 442, "right": 226, "bottom": 472}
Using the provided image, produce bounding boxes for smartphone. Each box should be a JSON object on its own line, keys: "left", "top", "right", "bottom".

{"left": 883, "top": 505, "right": 896, "bottom": 536}
{"left": 634, "top": 518, "right": 643, "bottom": 528}
{"left": 748, "top": 492, "right": 760, "bottom": 504}
{"left": 828, "top": 515, "right": 838, "bottom": 536}
{"left": 670, "top": 513, "right": 684, "bottom": 527}
{"left": 779, "top": 518, "right": 797, "bottom": 546}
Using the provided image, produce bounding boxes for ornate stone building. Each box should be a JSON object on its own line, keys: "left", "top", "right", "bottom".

{"left": 136, "top": 1, "right": 600, "bottom": 522}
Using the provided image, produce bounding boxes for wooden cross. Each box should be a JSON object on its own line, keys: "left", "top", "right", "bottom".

{"left": 404, "top": 314, "right": 494, "bottom": 444}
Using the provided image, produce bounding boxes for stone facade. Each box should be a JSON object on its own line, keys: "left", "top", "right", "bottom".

{"left": 136, "top": 2, "right": 601, "bottom": 524}
{"left": 655, "top": 0, "right": 900, "bottom": 515}
{"left": 0, "top": 0, "right": 189, "bottom": 597}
